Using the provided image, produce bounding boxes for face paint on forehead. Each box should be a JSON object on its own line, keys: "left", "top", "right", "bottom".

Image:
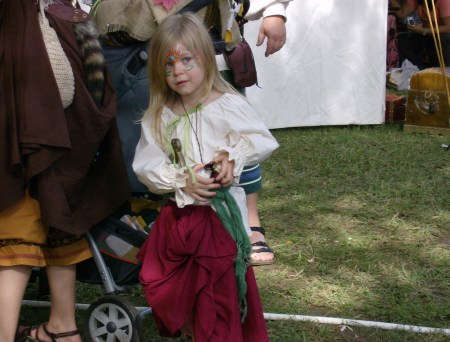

{"left": 165, "top": 44, "right": 183, "bottom": 64}
{"left": 164, "top": 44, "right": 199, "bottom": 76}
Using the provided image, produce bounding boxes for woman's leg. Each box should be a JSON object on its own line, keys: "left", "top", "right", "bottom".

{"left": 20, "top": 264, "right": 82, "bottom": 342}
{"left": 0, "top": 266, "right": 32, "bottom": 342}
{"left": 45, "top": 264, "right": 81, "bottom": 341}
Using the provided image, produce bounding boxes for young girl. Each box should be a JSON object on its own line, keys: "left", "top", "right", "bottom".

{"left": 133, "top": 12, "right": 278, "bottom": 341}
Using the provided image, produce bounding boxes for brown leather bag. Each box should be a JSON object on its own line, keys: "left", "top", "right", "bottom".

{"left": 223, "top": 38, "right": 258, "bottom": 88}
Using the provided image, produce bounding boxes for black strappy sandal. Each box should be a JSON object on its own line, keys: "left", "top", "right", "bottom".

{"left": 250, "top": 226, "right": 276, "bottom": 266}
{"left": 18, "top": 322, "right": 80, "bottom": 342}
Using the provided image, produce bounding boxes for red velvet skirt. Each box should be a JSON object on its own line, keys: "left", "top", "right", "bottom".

{"left": 137, "top": 202, "right": 268, "bottom": 341}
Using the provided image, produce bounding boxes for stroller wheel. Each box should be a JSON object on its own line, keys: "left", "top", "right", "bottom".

{"left": 84, "top": 295, "right": 141, "bottom": 342}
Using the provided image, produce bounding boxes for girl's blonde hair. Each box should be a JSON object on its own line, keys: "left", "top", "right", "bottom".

{"left": 145, "top": 12, "right": 238, "bottom": 145}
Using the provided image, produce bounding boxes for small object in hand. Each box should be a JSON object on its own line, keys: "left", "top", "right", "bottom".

{"left": 204, "top": 162, "right": 220, "bottom": 180}
{"left": 171, "top": 138, "right": 186, "bottom": 167}
{"left": 406, "top": 16, "right": 415, "bottom": 26}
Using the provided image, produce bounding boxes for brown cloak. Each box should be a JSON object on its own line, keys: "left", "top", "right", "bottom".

{"left": 0, "top": 0, "right": 130, "bottom": 234}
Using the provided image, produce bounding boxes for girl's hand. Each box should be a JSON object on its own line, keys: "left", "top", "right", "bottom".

{"left": 182, "top": 164, "right": 220, "bottom": 202}
{"left": 210, "top": 153, "right": 235, "bottom": 187}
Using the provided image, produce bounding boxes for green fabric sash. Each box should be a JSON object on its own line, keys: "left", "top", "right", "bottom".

{"left": 212, "top": 187, "right": 251, "bottom": 321}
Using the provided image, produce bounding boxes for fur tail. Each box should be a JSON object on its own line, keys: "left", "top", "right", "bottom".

{"left": 74, "top": 20, "right": 105, "bottom": 107}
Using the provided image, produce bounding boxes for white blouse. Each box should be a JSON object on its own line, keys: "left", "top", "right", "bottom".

{"left": 133, "top": 93, "right": 279, "bottom": 208}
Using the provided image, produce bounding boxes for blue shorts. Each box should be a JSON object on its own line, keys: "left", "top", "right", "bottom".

{"left": 239, "top": 164, "right": 262, "bottom": 195}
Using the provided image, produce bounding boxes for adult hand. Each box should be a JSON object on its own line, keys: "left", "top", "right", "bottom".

{"left": 257, "top": 15, "right": 287, "bottom": 57}
{"left": 182, "top": 164, "right": 220, "bottom": 202}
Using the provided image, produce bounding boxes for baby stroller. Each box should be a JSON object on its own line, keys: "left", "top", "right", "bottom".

{"left": 76, "top": 197, "right": 160, "bottom": 341}
{"left": 26, "top": 197, "right": 159, "bottom": 342}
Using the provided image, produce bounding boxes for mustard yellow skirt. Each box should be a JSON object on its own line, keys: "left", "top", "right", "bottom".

{"left": 0, "top": 193, "right": 92, "bottom": 267}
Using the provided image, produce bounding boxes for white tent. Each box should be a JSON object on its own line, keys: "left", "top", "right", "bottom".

{"left": 245, "top": 0, "right": 388, "bottom": 129}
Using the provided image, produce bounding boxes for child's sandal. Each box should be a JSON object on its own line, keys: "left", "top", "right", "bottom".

{"left": 250, "top": 226, "right": 276, "bottom": 266}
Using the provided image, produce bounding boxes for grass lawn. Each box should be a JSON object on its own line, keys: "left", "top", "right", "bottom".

{"left": 21, "top": 124, "right": 449, "bottom": 341}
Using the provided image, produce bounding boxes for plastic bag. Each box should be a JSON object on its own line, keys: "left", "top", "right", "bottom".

{"left": 386, "top": 59, "right": 420, "bottom": 90}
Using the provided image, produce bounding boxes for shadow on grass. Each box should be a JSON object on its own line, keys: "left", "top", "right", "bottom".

{"left": 254, "top": 126, "right": 449, "bottom": 340}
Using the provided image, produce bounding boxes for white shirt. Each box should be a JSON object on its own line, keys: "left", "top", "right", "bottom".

{"left": 245, "top": 0, "right": 292, "bottom": 21}
{"left": 133, "top": 93, "right": 279, "bottom": 209}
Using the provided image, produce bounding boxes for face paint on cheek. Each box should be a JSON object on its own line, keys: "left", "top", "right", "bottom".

{"left": 185, "top": 54, "right": 200, "bottom": 71}
{"left": 185, "top": 61, "right": 197, "bottom": 71}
